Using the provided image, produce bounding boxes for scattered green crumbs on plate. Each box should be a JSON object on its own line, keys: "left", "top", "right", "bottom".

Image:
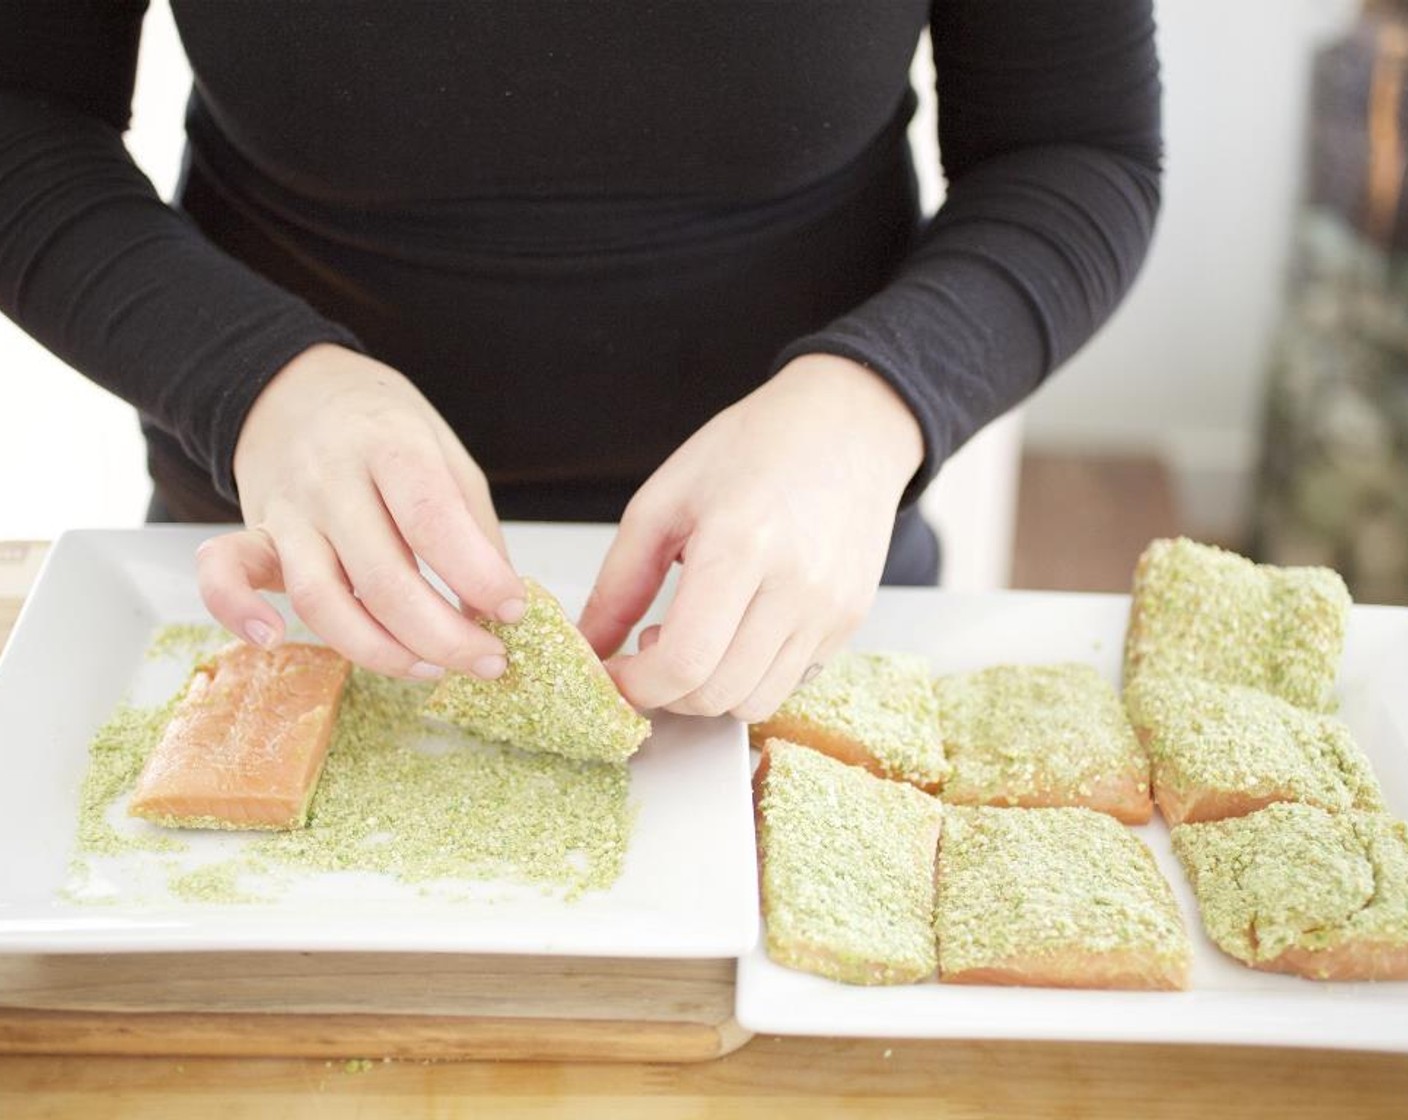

{"left": 167, "top": 861, "right": 266, "bottom": 904}
{"left": 254, "top": 670, "right": 633, "bottom": 900}
{"left": 143, "top": 621, "right": 228, "bottom": 661}
{"left": 69, "top": 644, "right": 636, "bottom": 903}
{"left": 75, "top": 699, "right": 186, "bottom": 858}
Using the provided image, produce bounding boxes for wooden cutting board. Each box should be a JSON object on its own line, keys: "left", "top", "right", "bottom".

{"left": 0, "top": 541, "right": 751, "bottom": 1062}
{"left": 0, "top": 954, "right": 748, "bottom": 1062}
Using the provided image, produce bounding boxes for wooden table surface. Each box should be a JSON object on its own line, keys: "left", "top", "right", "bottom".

{"left": 2, "top": 539, "right": 1407, "bottom": 1119}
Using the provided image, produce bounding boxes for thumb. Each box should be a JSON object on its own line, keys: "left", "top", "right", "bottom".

{"left": 579, "top": 499, "right": 679, "bottom": 658}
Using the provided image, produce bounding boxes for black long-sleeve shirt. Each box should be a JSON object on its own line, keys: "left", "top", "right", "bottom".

{"left": 0, "top": 1, "right": 1161, "bottom": 551}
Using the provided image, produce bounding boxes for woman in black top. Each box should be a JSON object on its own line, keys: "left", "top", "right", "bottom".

{"left": 0, "top": 1, "right": 1161, "bottom": 718}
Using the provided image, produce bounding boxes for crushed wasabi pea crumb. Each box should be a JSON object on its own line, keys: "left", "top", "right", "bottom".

{"left": 934, "top": 663, "right": 1148, "bottom": 816}
{"left": 425, "top": 579, "right": 649, "bottom": 764}
{"left": 70, "top": 657, "right": 634, "bottom": 903}
{"left": 167, "top": 861, "right": 264, "bottom": 904}
{"left": 140, "top": 813, "right": 294, "bottom": 833}
{"left": 1124, "top": 537, "right": 1349, "bottom": 711}
{"left": 257, "top": 670, "right": 633, "bottom": 899}
{"left": 1124, "top": 674, "right": 1383, "bottom": 819}
{"left": 759, "top": 740, "right": 942, "bottom": 985}
{"left": 144, "top": 622, "right": 227, "bottom": 661}
{"left": 753, "top": 651, "right": 947, "bottom": 789}
{"left": 935, "top": 806, "right": 1190, "bottom": 984}
{"left": 1172, "top": 803, "right": 1408, "bottom": 968}
{"left": 74, "top": 700, "right": 186, "bottom": 858}
{"left": 344, "top": 1058, "right": 375, "bottom": 1074}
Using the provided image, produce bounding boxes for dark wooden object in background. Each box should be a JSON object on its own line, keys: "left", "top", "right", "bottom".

{"left": 1011, "top": 452, "right": 1181, "bottom": 593}
{"left": 1253, "top": 9, "right": 1408, "bottom": 605}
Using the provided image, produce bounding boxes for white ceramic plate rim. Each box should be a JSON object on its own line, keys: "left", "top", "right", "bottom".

{"left": 735, "top": 589, "right": 1408, "bottom": 1052}
{"left": 0, "top": 525, "right": 760, "bottom": 957}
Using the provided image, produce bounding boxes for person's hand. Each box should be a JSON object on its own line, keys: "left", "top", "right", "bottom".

{"left": 578, "top": 353, "right": 924, "bottom": 721}
{"left": 196, "top": 343, "right": 525, "bottom": 680}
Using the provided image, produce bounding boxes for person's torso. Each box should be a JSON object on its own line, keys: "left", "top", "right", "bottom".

{"left": 171, "top": 0, "right": 928, "bottom": 204}
{"left": 160, "top": 0, "right": 930, "bottom": 510}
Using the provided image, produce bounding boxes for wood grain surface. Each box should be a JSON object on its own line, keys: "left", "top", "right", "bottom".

{"left": 0, "top": 955, "right": 748, "bottom": 1062}
{"left": 4, "top": 537, "right": 1408, "bottom": 1116}
{"left": 3, "top": 1036, "right": 1408, "bottom": 1119}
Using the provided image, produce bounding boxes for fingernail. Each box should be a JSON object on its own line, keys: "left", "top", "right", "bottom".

{"left": 245, "top": 619, "right": 277, "bottom": 649}
{"left": 409, "top": 661, "right": 445, "bottom": 680}
{"left": 471, "top": 654, "right": 507, "bottom": 680}
{"left": 496, "top": 597, "right": 527, "bottom": 624}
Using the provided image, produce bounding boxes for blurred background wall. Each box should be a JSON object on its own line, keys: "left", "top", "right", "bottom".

{"left": 0, "top": 1, "right": 1369, "bottom": 590}
{"left": 1023, "top": 0, "right": 1360, "bottom": 541}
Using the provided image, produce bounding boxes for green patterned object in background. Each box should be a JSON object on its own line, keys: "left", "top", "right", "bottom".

{"left": 1253, "top": 13, "right": 1408, "bottom": 605}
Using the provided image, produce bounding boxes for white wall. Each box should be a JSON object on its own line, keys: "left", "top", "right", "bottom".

{"left": 908, "top": 30, "right": 1024, "bottom": 589}
{"left": 1023, "top": 0, "right": 1360, "bottom": 537}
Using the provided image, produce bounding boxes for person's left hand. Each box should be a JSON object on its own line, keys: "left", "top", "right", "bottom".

{"left": 577, "top": 353, "right": 924, "bottom": 721}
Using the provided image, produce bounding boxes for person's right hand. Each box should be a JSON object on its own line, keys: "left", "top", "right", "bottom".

{"left": 196, "top": 343, "right": 525, "bottom": 681}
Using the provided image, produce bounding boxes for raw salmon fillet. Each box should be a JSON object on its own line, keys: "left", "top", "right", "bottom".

{"left": 1172, "top": 803, "right": 1408, "bottom": 981}
{"left": 129, "top": 641, "right": 352, "bottom": 830}
{"left": 934, "top": 663, "right": 1153, "bottom": 824}
{"left": 748, "top": 651, "right": 947, "bottom": 792}
{"left": 756, "top": 738, "right": 943, "bottom": 985}
{"left": 936, "top": 806, "right": 1191, "bottom": 990}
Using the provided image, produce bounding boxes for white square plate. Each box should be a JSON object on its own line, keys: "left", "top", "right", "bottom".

{"left": 736, "top": 589, "right": 1408, "bottom": 1052}
{"left": 0, "top": 525, "right": 758, "bottom": 957}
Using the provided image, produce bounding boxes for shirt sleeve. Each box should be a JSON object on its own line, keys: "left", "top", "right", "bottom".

{"left": 770, "top": 0, "right": 1163, "bottom": 505}
{"left": 0, "top": 0, "right": 361, "bottom": 504}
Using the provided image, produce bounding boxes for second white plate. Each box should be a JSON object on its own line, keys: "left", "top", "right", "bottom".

{"left": 736, "top": 589, "right": 1408, "bottom": 1052}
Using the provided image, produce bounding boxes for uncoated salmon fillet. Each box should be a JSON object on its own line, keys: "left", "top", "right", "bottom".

{"left": 129, "top": 641, "right": 352, "bottom": 830}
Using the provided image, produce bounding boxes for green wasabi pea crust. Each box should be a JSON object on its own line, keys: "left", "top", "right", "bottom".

{"left": 424, "top": 578, "right": 650, "bottom": 764}
{"left": 750, "top": 651, "right": 948, "bottom": 790}
{"left": 1124, "top": 537, "right": 1349, "bottom": 712}
{"left": 935, "top": 805, "right": 1190, "bottom": 989}
{"left": 73, "top": 655, "right": 634, "bottom": 903}
{"left": 260, "top": 669, "right": 633, "bottom": 899}
{"left": 1124, "top": 674, "right": 1383, "bottom": 826}
{"left": 758, "top": 739, "right": 943, "bottom": 985}
{"left": 1172, "top": 803, "right": 1408, "bottom": 979}
{"left": 934, "top": 663, "right": 1150, "bottom": 823}
{"left": 75, "top": 700, "right": 187, "bottom": 858}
